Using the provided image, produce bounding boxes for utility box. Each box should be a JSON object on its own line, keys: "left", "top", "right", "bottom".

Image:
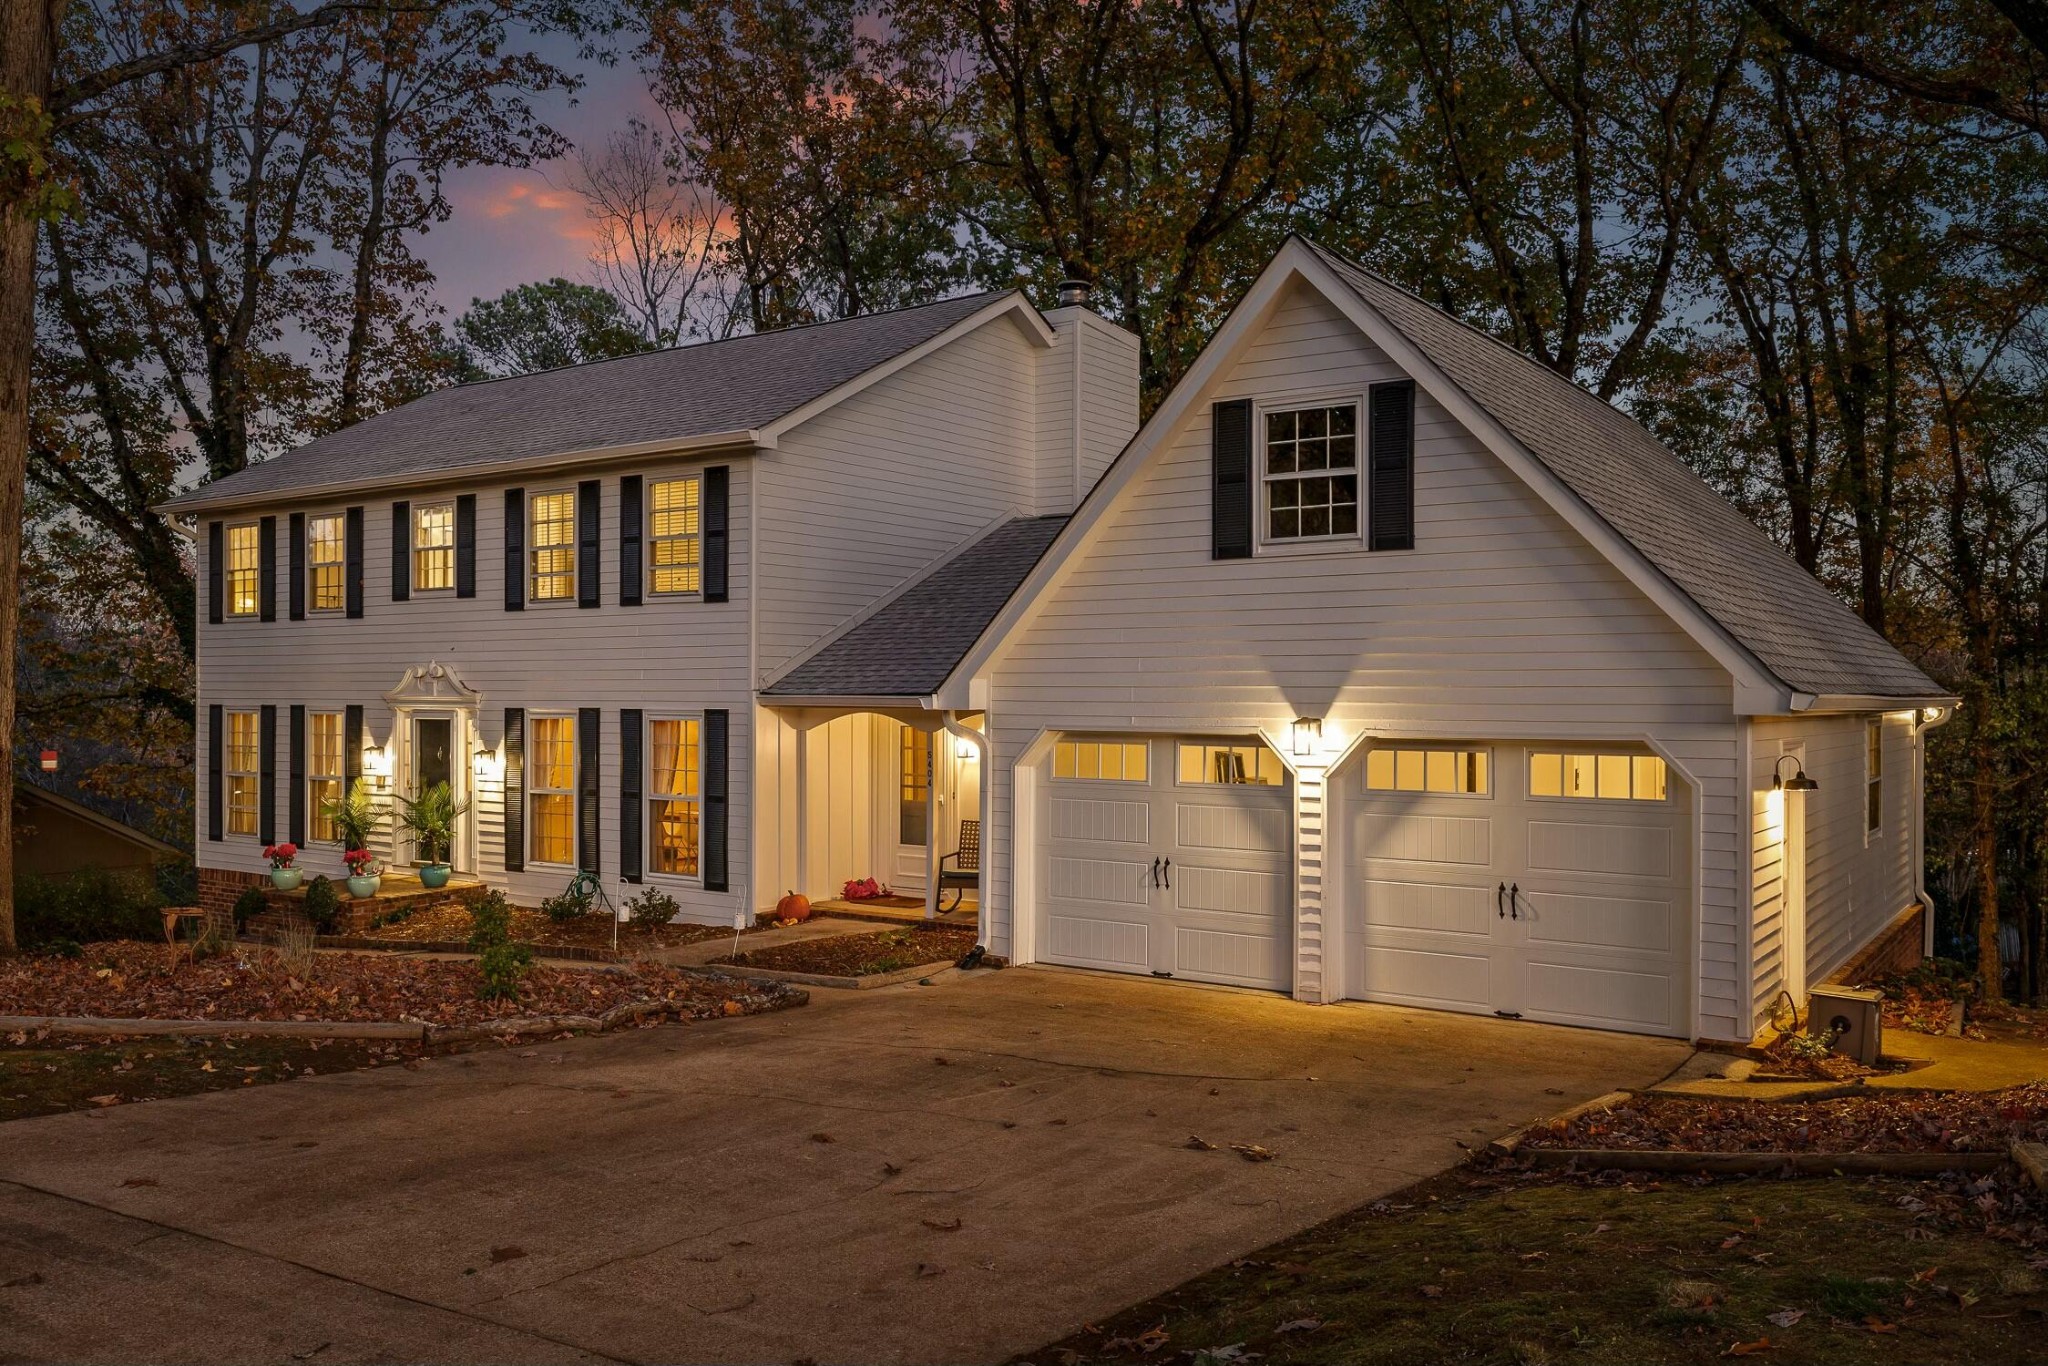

{"left": 1808, "top": 984, "right": 1884, "bottom": 1066}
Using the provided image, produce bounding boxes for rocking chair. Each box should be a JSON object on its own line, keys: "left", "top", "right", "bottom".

{"left": 938, "top": 819, "right": 980, "bottom": 913}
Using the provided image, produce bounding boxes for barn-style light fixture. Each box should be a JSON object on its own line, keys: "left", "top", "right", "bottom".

{"left": 1772, "top": 754, "right": 1818, "bottom": 792}
{"left": 1291, "top": 717, "right": 1323, "bottom": 757}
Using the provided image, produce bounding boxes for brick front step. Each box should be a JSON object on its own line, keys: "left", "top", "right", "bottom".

{"left": 208, "top": 869, "right": 487, "bottom": 937}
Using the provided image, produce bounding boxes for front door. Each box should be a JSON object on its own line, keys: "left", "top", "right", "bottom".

{"left": 411, "top": 716, "right": 453, "bottom": 866}
{"left": 895, "top": 724, "right": 931, "bottom": 894}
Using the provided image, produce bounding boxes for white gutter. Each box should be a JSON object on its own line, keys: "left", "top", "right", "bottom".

{"left": 1912, "top": 704, "right": 1956, "bottom": 957}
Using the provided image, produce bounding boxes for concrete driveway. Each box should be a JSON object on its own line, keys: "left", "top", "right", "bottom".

{"left": 0, "top": 966, "right": 1687, "bottom": 1365}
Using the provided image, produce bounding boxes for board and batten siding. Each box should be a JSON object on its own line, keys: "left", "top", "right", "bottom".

{"left": 976, "top": 280, "right": 1749, "bottom": 1038}
{"left": 1749, "top": 711, "right": 1918, "bottom": 1024}
{"left": 194, "top": 460, "right": 754, "bottom": 922}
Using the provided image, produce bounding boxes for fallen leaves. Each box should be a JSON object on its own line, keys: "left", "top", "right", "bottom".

{"left": 1723, "top": 1337, "right": 1772, "bottom": 1356}
{"left": 1527, "top": 1085, "right": 2048, "bottom": 1155}
{"left": 1766, "top": 1308, "right": 1805, "bottom": 1329}
{"left": 1231, "top": 1143, "right": 1277, "bottom": 1163}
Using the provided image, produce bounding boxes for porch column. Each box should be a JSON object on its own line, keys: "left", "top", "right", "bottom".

{"left": 943, "top": 715, "right": 990, "bottom": 946}
{"left": 794, "top": 724, "right": 811, "bottom": 901}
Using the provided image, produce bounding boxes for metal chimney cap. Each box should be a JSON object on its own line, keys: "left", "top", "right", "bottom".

{"left": 1055, "top": 279, "right": 1092, "bottom": 308}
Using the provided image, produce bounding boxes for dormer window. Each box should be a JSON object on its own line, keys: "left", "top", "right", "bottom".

{"left": 1263, "top": 401, "right": 1358, "bottom": 542}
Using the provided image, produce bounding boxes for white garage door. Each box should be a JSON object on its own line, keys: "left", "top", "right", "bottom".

{"left": 1341, "top": 744, "right": 1690, "bottom": 1036}
{"left": 1039, "top": 737, "right": 1293, "bottom": 991}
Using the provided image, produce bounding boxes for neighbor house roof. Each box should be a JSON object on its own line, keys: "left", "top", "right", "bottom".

{"left": 162, "top": 291, "right": 1018, "bottom": 512}
{"left": 765, "top": 515, "right": 1070, "bottom": 699}
{"left": 1299, "top": 240, "right": 1944, "bottom": 701}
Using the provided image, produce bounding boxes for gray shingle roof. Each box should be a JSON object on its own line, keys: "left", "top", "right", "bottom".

{"left": 163, "top": 291, "right": 1013, "bottom": 510}
{"left": 1303, "top": 240, "right": 1944, "bottom": 700}
{"left": 765, "top": 515, "right": 1070, "bottom": 698}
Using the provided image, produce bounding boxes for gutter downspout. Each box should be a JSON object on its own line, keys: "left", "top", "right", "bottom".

{"left": 943, "top": 713, "right": 991, "bottom": 948}
{"left": 1913, "top": 706, "right": 1956, "bottom": 957}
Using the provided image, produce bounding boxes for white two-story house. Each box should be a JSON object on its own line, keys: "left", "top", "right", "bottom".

{"left": 171, "top": 238, "right": 1952, "bottom": 1045}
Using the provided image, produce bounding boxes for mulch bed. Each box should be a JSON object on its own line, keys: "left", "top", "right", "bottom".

{"left": 713, "top": 925, "right": 978, "bottom": 977}
{"left": 340, "top": 901, "right": 737, "bottom": 954}
{"left": 1521, "top": 1085, "right": 2048, "bottom": 1156}
{"left": 0, "top": 941, "right": 800, "bottom": 1027}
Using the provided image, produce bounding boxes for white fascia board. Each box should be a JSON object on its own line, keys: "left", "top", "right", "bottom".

{"left": 755, "top": 293, "right": 1053, "bottom": 445}
{"left": 156, "top": 429, "right": 764, "bottom": 516}
{"left": 1801, "top": 692, "right": 1962, "bottom": 714}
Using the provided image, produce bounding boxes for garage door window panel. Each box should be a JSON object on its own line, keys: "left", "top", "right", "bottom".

{"left": 1053, "top": 740, "right": 1148, "bottom": 783}
{"left": 1178, "top": 742, "right": 1284, "bottom": 786}
{"left": 1364, "top": 747, "right": 1489, "bottom": 796}
{"left": 1528, "top": 751, "right": 1666, "bottom": 802}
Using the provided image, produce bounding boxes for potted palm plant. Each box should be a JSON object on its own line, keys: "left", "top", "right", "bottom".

{"left": 398, "top": 780, "right": 468, "bottom": 888}
{"left": 321, "top": 779, "right": 387, "bottom": 897}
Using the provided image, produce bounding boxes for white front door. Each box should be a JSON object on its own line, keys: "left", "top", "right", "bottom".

{"left": 1038, "top": 736, "right": 1293, "bottom": 991}
{"left": 894, "top": 724, "right": 931, "bottom": 894}
{"left": 1342, "top": 743, "right": 1690, "bottom": 1037}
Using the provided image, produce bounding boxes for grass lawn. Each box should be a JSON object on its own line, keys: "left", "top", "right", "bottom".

{"left": 1027, "top": 1166, "right": 2048, "bottom": 1366}
{"left": 0, "top": 1031, "right": 439, "bottom": 1123}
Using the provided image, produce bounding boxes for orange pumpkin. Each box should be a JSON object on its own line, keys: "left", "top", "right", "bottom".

{"left": 776, "top": 890, "right": 812, "bottom": 923}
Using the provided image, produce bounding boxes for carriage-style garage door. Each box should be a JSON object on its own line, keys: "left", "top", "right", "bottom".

{"left": 1039, "top": 736, "right": 1293, "bottom": 991}
{"left": 1341, "top": 744, "right": 1690, "bottom": 1037}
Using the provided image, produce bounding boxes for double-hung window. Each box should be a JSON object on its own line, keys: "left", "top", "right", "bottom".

{"left": 648, "top": 476, "right": 702, "bottom": 596}
{"left": 650, "top": 717, "right": 702, "bottom": 876}
{"left": 308, "top": 712, "right": 344, "bottom": 841}
{"left": 413, "top": 501, "right": 455, "bottom": 592}
{"left": 225, "top": 710, "right": 260, "bottom": 834}
{"left": 529, "top": 715, "right": 575, "bottom": 864}
{"left": 1263, "top": 402, "right": 1359, "bottom": 543}
{"left": 1866, "top": 721, "right": 1884, "bottom": 839}
{"left": 529, "top": 490, "right": 576, "bottom": 602}
{"left": 306, "top": 514, "right": 345, "bottom": 612}
{"left": 225, "top": 523, "right": 261, "bottom": 617}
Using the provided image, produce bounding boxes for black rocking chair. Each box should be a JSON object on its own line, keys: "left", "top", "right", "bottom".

{"left": 938, "top": 818, "right": 980, "bottom": 913}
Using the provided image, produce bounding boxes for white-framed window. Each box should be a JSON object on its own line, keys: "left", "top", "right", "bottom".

{"left": 1052, "top": 739, "right": 1149, "bottom": 783}
{"left": 413, "top": 501, "right": 455, "bottom": 592}
{"left": 225, "top": 522, "right": 261, "bottom": 617}
{"left": 1262, "top": 400, "right": 1360, "bottom": 543}
{"left": 529, "top": 490, "right": 576, "bottom": 602}
{"left": 1866, "top": 720, "right": 1883, "bottom": 839}
{"left": 225, "top": 709, "right": 260, "bottom": 834}
{"left": 1178, "top": 741, "right": 1285, "bottom": 786}
{"left": 306, "top": 513, "right": 345, "bottom": 612}
{"left": 1365, "top": 747, "right": 1490, "bottom": 796}
{"left": 650, "top": 716, "right": 702, "bottom": 877}
{"left": 529, "top": 714, "right": 576, "bottom": 864}
{"left": 648, "top": 475, "right": 702, "bottom": 596}
{"left": 1528, "top": 751, "right": 1667, "bottom": 802}
{"left": 308, "top": 711, "right": 344, "bottom": 842}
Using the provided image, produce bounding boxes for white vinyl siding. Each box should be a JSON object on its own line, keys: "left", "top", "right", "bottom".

{"left": 978, "top": 279, "right": 1745, "bottom": 1035}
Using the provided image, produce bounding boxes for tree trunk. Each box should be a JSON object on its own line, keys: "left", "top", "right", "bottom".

{"left": 0, "top": 0, "right": 65, "bottom": 955}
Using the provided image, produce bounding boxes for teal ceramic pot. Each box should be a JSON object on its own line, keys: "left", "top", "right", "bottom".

{"left": 419, "top": 864, "right": 453, "bottom": 889}
{"left": 347, "top": 874, "right": 382, "bottom": 899}
{"left": 270, "top": 868, "right": 303, "bottom": 891}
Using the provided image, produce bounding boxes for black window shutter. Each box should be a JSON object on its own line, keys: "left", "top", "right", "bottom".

{"left": 207, "top": 704, "right": 224, "bottom": 840}
{"left": 1368, "top": 381, "right": 1416, "bottom": 552}
{"left": 207, "top": 522, "right": 224, "bottom": 624}
{"left": 504, "top": 488, "right": 525, "bottom": 611}
{"left": 345, "top": 506, "right": 365, "bottom": 618}
{"left": 703, "top": 708, "right": 729, "bottom": 891}
{"left": 577, "top": 706, "right": 600, "bottom": 873}
{"left": 703, "top": 465, "right": 729, "bottom": 603}
{"left": 503, "top": 707, "right": 526, "bottom": 872}
{"left": 1212, "top": 399, "right": 1253, "bottom": 560}
{"left": 289, "top": 705, "right": 307, "bottom": 846}
{"left": 343, "top": 705, "right": 364, "bottom": 789}
{"left": 288, "top": 512, "right": 305, "bottom": 620}
{"left": 258, "top": 704, "right": 277, "bottom": 844}
{"left": 391, "top": 501, "right": 411, "bottom": 601}
{"left": 258, "top": 516, "right": 277, "bottom": 621}
{"left": 577, "top": 479, "right": 600, "bottom": 609}
{"left": 620, "top": 708, "right": 643, "bottom": 883}
{"left": 455, "top": 493, "right": 476, "bottom": 598}
{"left": 618, "top": 475, "right": 643, "bottom": 607}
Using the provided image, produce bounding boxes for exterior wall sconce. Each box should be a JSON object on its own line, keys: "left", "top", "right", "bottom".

{"left": 955, "top": 738, "right": 977, "bottom": 761}
{"left": 1291, "top": 716, "right": 1323, "bottom": 757}
{"left": 473, "top": 746, "right": 504, "bottom": 781}
{"left": 1772, "top": 754, "right": 1818, "bottom": 792}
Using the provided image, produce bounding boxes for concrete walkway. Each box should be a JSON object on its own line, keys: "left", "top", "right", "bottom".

{"left": 0, "top": 967, "right": 1686, "bottom": 1365}
{"left": 1655, "top": 1026, "right": 2048, "bottom": 1100}
{"left": 637, "top": 914, "right": 897, "bottom": 967}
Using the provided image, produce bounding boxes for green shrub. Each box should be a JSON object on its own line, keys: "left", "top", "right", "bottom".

{"left": 478, "top": 940, "right": 534, "bottom": 1001}
{"left": 302, "top": 875, "right": 340, "bottom": 933}
{"left": 625, "top": 886, "right": 680, "bottom": 927}
{"left": 467, "top": 889, "right": 514, "bottom": 952}
{"left": 13, "top": 868, "right": 163, "bottom": 947}
{"left": 232, "top": 886, "right": 269, "bottom": 931}
{"left": 541, "top": 885, "right": 592, "bottom": 922}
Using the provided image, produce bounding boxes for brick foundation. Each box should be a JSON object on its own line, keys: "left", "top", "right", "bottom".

{"left": 199, "top": 866, "right": 487, "bottom": 936}
{"left": 1826, "top": 902, "right": 1928, "bottom": 986}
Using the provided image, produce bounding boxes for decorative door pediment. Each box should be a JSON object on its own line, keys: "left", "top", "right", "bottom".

{"left": 382, "top": 661, "right": 483, "bottom": 711}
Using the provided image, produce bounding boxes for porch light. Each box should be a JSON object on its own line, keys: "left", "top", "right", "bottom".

{"left": 955, "top": 737, "right": 977, "bottom": 760}
{"left": 1291, "top": 716, "right": 1323, "bottom": 757}
{"left": 473, "top": 746, "right": 504, "bottom": 781}
{"left": 38, "top": 748, "right": 56, "bottom": 773}
{"left": 1771, "top": 754, "right": 1818, "bottom": 792}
